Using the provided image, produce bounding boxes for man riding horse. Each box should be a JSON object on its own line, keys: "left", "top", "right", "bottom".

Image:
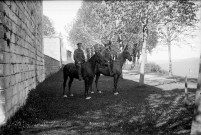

{"left": 73, "top": 43, "right": 85, "bottom": 81}
{"left": 101, "top": 40, "right": 114, "bottom": 76}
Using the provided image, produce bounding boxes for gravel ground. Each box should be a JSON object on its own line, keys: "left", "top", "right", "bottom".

{"left": 0, "top": 69, "right": 196, "bottom": 135}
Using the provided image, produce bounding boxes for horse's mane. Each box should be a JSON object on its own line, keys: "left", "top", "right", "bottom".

{"left": 117, "top": 52, "right": 123, "bottom": 60}
{"left": 88, "top": 53, "right": 96, "bottom": 63}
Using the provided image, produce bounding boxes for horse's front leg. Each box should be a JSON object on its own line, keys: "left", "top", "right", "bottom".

{"left": 113, "top": 75, "right": 120, "bottom": 95}
{"left": 89, "top": 77, "right": 94, "bottom": 94}
{"left": 68, "top": 78, "right": 74, "bottom": 97}
{"left": 95, "top": 73, "right": 102, "bottom": 93}
{"left": 63, "top": 73, "right": 68, "bottom": 98}
{"left": 84, "top": 78, "right": 91, "bottom": 99}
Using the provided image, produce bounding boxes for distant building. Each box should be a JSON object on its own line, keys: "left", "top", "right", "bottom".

{"left": 60, "top": 35, "right": 75, "bottom": 64}
{"left": 43, "top": 34, "right": 74, "bottom": 77}
{"left": 44, "top": 36, "right": 62, "bottom": 63}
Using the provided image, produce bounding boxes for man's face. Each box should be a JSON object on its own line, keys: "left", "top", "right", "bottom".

{"left": 78, "top": 44, "right": 82, "bottom": 49}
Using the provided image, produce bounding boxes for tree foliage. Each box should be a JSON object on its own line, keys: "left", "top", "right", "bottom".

{"left": 68, "top": 1, "right": 158, "bottom": 55}
{"left": 156, "top": 1, "right": 200, "bottom": 76}
{"left": 68, "top": 0, "right": 199, "bottom": 61}
{"left": 42, "top": 15, "right": 56, "bottom": 36}
{"left": 157, "top": 1, "right": 200, "bottom": 46}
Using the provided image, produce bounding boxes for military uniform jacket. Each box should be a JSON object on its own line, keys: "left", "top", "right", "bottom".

{"left": 73, "top": 49, "right": 85, "bottom": 64}
{"left": 101, "top": 48, "right": 112, "bottom": 61}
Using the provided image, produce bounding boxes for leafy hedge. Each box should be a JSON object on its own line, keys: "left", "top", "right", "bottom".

{"left": 123, "top": 62, "right": 168, "bottom": 74}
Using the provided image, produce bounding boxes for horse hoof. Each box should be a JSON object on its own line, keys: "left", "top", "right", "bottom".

{"left": 63, "top": 95, "right": 67, "bottom": 98}
{"left": 114, "top": 92, "right": 119, "bottom": 95}
{"left": 98, "top": 91, "right": 102, "bottom": 94}
{"left": 91, "top": 91, "right": 94, "bottom": 94}
{"left": 70, "top": 94, "right": 74, "bottom": 97}
{"left": 86, "top": 97, "right": 91, "bottom": 100}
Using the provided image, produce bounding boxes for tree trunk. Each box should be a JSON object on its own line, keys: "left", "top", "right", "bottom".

{"left": 139, "top": 32, "right": 147, "bottom": 86}
{"left": 131, "top": 54, "right": 136, "bottom": 70}
{"left": 167, "top": 41, "right": 173, "bottom": 76}
{"left": 137, "top": 50, "right": 140, "bottom": 64}
{"left": 59, "top": 35, "right": 63, "bottom": 68}
{"left": 190, "top": 54, "right": 201, "bottom": 135}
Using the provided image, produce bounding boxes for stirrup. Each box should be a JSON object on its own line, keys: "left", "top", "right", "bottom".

{"left": 110, "top": 72, "right": 114, "bottom": 76}
{"left": 78, "top": 75, "right": 82, "bottom": 81}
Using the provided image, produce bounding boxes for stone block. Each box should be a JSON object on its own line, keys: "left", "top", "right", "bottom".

{"left": 11, "top": 1, "right": 16, "bottom": 13}
{"left": 12, "top": 64, "right": 16, "bottom": 74}
{"left": 0, "top": 89, "right": 5, "bottom": 102}
{"left": 0, "top": 3, "right": 5, "bottom": 12}
{"left": 16, "top": 63, "right": 20, "bottom": 73}
{"left": 19, "top": 82, "right": 24, "bottom": 91}
{"left": 11, "top": 95, "right": 18, "bottom": 110}
{"left": 10, "top": 75, "right": 16, "bottom": 86}
{"left": 5, "top": 97, "right": 12, "bottom": 113}
{"left": 5, "top": 87, "right": 13, "bottom": 102}
{"left": 8, "top": 42, "right": 14, "bottom": 54}
{"left": 1, "top": 64, "right": 11, "bottom": 76}
{"left": 0, "top": 39, "right": 7, "bottom": 52}
{"left": 0, "top": 64, "right": 3, "bottom": 77}
{"left": 13, "top": 83, "right": 19, "bottom": 96}
{"left": 15, "top": 73, "right": 19, "bottom": 84}
{"left": 2, "top": 52, "right": 10, "bottom": 64}
{"left": 10, "top": 32, "right": 15, "bottom": 44}
{"left": 0, "top": 25, "right": 4, "bottom": 39}
{"left": 13, "top": 104, "right": 20, "bottom": 116}
{"left": 5, "top": 1, "right": 11, "bottom": 7}
{"left": 0, "top": 77, "right": 5, "bottom": 90}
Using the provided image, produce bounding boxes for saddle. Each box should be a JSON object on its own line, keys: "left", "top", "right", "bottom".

{"left": 99, "top": 60, "right": 113, "bottom": 70}
{"left": 75, "top": 62, "right": 85, "bottom": 72}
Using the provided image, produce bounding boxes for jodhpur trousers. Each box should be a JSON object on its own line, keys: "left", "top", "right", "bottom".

{"left": 76, "top": 63, "right": 82, "bottom": 77}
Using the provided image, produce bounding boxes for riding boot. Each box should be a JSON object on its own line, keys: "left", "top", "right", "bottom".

{"left": 108, "top": 61, "right": 114, "bottom": 76}
{"left": 77, "top": 63, "right": 82, "bottom": 81}
{"left": 120, "top": 73, "right": 123, "bottom": 79}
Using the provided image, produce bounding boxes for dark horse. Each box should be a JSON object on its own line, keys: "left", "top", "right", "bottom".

{"left": 93, "top": 49, "right": 132, "bottom": 95}
{"left": 63, "top": 52, "right": 106, "bottom": 99}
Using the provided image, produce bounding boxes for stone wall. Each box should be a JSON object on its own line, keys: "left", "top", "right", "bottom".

{"left": 0, "top": 1, "right": 44, "bottom": 125}
{"left": 44, "top": 55, "right": 60, "bottom": 77}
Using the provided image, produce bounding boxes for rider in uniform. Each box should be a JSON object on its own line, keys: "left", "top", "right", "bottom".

{"left": 73, "top": 43, "right": 86, "bottom": 81}
{"left": 101, "top": 40, "right": 114, "bottom": 76}
{"left": 94, "top": 44, "right": 101, "bottom": 53}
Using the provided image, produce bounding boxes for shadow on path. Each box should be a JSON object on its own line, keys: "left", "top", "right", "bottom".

{"left": 0, "top": 69, "right": 196, "bottom": 135}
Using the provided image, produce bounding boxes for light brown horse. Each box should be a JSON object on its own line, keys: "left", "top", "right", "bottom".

{"left": 93, "top": 49, "right": 132, "bottom": 95}
{"left": 63, "top": 52, "right": 106, "bottom": 99}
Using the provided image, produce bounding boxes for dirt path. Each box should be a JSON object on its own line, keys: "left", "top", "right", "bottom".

{"left": 0, "top": 69, "right": 196, "bottom": 135}
{"left": 123, "top": 70, "right": 197, "bottom": 90}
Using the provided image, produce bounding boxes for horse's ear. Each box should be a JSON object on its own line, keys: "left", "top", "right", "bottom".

{"left": 124, "top": 45, "right": 128, "bottom": 51}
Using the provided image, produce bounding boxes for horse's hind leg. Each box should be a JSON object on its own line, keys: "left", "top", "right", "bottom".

{"left": 95, "top": 73, "right": 102, "bottom": 93}
{"left": 68, "top": 78, "right": 74, "bottom": 96}
{"left": 63, "top": 72, "right": 68, "bottom": 97}
{"left": 89, "top": 77, "right": 94, "bottom": 94}
{"left": 84, "top": 78, "right": 91, "bottom": 99}
{"left": 114, "top": 75, "right": 120, "bottom": 95}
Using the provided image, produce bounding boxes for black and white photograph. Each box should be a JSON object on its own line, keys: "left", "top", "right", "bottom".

{"left": 0, "top": 0, "right": 201, "bottom": 134}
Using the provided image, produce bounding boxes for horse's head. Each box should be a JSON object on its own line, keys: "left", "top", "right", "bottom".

{"left": 122, "top": 50, "right": 132, "bottom": 61}
{"left": 89, "top": 52, "right": 107, "bottom": 65}
{"left": 95, "top": 52, "right": 107, "bottom": 64}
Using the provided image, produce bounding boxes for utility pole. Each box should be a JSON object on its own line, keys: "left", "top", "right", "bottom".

{"left": 59, "top": 33, "right": 63, "bottom": 68}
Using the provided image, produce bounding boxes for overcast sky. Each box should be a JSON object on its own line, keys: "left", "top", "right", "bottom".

{"left": 43, "top": 1, "right": 82, "bottom": 35}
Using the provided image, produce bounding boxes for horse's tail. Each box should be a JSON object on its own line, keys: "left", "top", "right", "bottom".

{"left": 63, "top": 65, "right": 69, "bottom": 95}
{"left": 63, "top": 65, "right": 69, "bottom": 81}
{"left": 63, "top": 65, "right": 69, "bottom": 96}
